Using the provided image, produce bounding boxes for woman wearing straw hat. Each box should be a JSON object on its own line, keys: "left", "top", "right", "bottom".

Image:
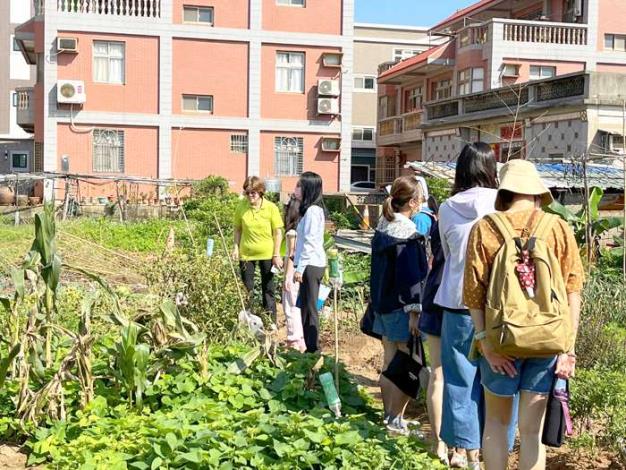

{"left": 464, "top": 160, "right": 584, "bottom": 469}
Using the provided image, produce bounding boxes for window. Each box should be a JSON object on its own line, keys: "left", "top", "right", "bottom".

{"left": 10, "top": 151, "right": 28, "bottom": 171}
{"left": 434, "top": 79, "right": 452, "bottom": 100}
{"left": 406, "top": 86, "right": 423, "bottom": 111}
{"left": 93, "top": 41, "right": 125, "bottom": 84}
{"left": 182, "top": 94, "right": 213, "bottom": 112}
{"left": 354, "top": 75, "right": 376, "bottom": 91}
{"left": 12, "top": 38, "right": 20, "bottom": 51}
{"left": 230, "top": 134, "right": 248, "bottom": 153}
{"left": 378, "top": 95, "right": 396, "bottom": 119}
{"left": 274, "top": 136, "right": 303, "bottom": 176}
{"left": 529, "top": 65, "right": 556, "bottom": 80}
{"left": 458, "top": 68, "right": 484, "bottom": 95}
{"left": 277, "top": 0, "right": 305, "bottom": 6}
{"left": 93, "top": 129, "right": 124, "bottom": 173}
{"left": 393, "top": 48, "right": 421, "bottom": 62}
{"left": 276, "top": 52, "right": 305, "bottom": 93}
{"left": 183, "top": 5, "right": 214, "bottom": 24}
{"left": 352, "top": 128, "right": 374, "bottom": 141}
{"left": 502, "top": 64, "right": 520, "bottom": 77}
{"left": 605, "top": 34, "right": 626, "bottom": 51}
{"left": 12, "top": 92, "right": 18, "bottom": 107}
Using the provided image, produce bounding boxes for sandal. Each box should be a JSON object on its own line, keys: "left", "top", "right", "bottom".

{"left": 449, "top": 452, "right": 467, "bottom": 468}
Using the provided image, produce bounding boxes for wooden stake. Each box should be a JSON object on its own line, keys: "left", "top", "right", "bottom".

{"left": 62, "top": 177, "right": 70, "bottom": 220}
{"left": 333, "top": 283, "right": 339, "bottom": 392}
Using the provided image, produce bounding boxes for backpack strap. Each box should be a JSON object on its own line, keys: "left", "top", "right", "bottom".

{"left": 531, "top": 212, "right": 557, "bottom": 241}
{"left": 486, "top": 212, "right": 518, "bottom": 242}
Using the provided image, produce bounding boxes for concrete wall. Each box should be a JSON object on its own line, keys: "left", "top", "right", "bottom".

{"left": 262, "top": 0, "right": 343, "bottom": 35}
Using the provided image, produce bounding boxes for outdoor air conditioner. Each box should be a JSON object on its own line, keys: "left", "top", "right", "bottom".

{"left": 321, "top": 137, "right": 341, "bottom": 152}
{"left": 57, "top": 80, "right": 86, "bottom": 104}
{"left": 317, "top": 98, "right": 339, "bottom": 115}
{"left": 57, "top": 37, "right": 78, "bottom": 53}
{"left": 317, "top": 79, "right": 340, "bottom": 97}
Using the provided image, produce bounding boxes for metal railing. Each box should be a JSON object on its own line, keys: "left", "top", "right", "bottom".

{"left": 56, "top": 0, "right": 161, "bottom": 17}
{"left": 500, "top": 19, "right": 587, "bottom": 45}
{"left": 536, "top": 74, "right": 585, "bottom": 101}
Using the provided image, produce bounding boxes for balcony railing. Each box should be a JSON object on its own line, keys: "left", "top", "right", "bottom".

{"left": 56, "top": 0, "right": 161, "bottom": 17}
{"left": 34, "top": 0, "right": 44, "bottom": 15}
{"left": 378, "top": 61, "right": 399, "bottom": 76}
{"left": 458, "top": 24, "right": 489, "bottom": 48}
{"left": 403, "top": 111, "right": 422, "bottom": 131}
{"left": 424, "top": 73, "right": 587, "bottom": 124}
{"left": 15, "top": 87, "right": 34, "bottom": 133}
{"left": 379, "top": 117, "right": 403, "bottom": 136}
{"left": 500, "top": 19, "right": 587, "bottom": 45}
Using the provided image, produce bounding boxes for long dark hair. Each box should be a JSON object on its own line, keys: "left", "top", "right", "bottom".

{"left": 298, "top": 171, "right": 324, "bottom": 217}
{"left": 452, "top": 142, "right": 498, "bottom": 196}
{"left": 284, "top": 196, "right": 301, "bottom": 232}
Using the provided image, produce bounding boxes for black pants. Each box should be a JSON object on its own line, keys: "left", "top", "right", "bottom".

{"left": 299, "top": 265, "right": 325, "bottom": 353}
{"left": 239, "top": 260, "right": 276, "bottom": 320}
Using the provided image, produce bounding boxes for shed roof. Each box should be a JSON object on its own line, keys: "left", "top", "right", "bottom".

{"left": 406, "top": 161, "right": 625, "bottom": 190}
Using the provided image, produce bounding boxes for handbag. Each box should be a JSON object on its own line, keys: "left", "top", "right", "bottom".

{"left": 359, "top": 303, "right": 382, "bottom": 340}
{"left": 541, "top": 377, "right": 573, "bottom": 448}
{"left": 381, "top": 335, "right": 426, "bottom": 399}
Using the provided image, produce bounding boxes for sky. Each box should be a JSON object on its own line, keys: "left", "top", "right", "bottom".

{"left": 355, "top": 0, "right": 476, "bottom": 28}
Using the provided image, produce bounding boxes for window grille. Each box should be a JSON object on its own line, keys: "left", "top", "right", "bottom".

{"left": 93, "top": 129, "right": 124, "bottom": 172}
{"left": 274, "top": 137, "right": 303, "bottom": 176}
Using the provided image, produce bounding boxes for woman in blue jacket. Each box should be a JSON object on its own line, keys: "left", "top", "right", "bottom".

{"left": 370, "top": 176, "right": 428, "bottom": 435}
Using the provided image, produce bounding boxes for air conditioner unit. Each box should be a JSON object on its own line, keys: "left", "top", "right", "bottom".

{"left": 322, "top": 52, "right": 343, "bottom": 68}
{"left": 321, "top": 137, "right": 341, "bottom": 152}
{"left": 57, "top": 80, "right": 86, "bottom": 104}
{"left": 318, "top": 79, "right": 340, "bottom": 97}
{"left": 57, "top": 37, "right": 78, "bottom": 53}
{"left": 318, "top": 97, "right": 339, "bottom": 115}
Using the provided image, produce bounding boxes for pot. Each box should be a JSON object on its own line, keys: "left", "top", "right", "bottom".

{"left": 16, "top": 195, "right": 28, "bottom": 207}
{"left": 29, "top": 196, "right": 41, "bottom": 206}
{"left": 0, "top": 187, "right": 14, "bottom": 205}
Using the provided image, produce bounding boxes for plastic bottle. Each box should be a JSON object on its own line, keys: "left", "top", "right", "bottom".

{"left": 328, "top": 248, "right": 339, "bottom": 279}
{"left": 206, "top": 238, "right": 214, "bottom": 257}
{"left": 319, "top": 372, "right": 341, "bottom": 418}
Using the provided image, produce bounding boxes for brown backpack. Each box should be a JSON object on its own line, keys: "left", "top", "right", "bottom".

{"left": 484, "top": 212, "right": 574, "bottom": 358}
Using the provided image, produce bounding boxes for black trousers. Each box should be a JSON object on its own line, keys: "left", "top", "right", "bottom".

{"left": 299, "top": 265, "right": 325, "bottom": 353}
{"left": 239, "top": 260, "right": 276, "bottom": 320}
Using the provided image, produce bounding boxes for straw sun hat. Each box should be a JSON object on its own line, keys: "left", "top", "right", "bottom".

{"left": 495, "top": 159, "right": 554, "bottom": 211}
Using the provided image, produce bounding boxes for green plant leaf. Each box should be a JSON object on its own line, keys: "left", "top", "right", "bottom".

{"left": 0, "top": 343, "right": 20, "bottom": 389}
{"left": 165, "top": 432, "right": 178, "bottom": 451}
{"left": 151, "top": 456, "right": 163, "bottom": 470}
{"left": 180, "top": 449, "right": 202, "bottom": 463}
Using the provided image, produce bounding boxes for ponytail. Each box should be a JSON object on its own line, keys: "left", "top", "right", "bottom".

{"left": 383, "top": 196, "right": 395, "bottom": 222}
{"left": 383, "top": 176, "right": 423, "bottom": 222}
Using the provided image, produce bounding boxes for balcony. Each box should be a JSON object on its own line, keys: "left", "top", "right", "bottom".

{"left": 423, "top": 73, "right": 587, "bottom": 126}
{"left": 377, "top": 111, "right": 424, "bottom": 146}
{"left": 15, "top": 87, "right": 34, "bottom": 133}
{"left": 51, "top": 0, "right": 161, "bottom": 17}
{"left": 499, "top": 19, "right": 587, "bottom": 46}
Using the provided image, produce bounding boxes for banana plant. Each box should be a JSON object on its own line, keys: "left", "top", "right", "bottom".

{"left": 545, "top": 187, "right": 623, "bottom": 261}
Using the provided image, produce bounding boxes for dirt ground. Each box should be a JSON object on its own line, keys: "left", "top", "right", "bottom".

{"left": 318, "top": 327, "right": 625, "bottom": 470}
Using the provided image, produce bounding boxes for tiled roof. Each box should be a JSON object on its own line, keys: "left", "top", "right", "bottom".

{"left": 406, "top": 161, "right": 625, "bottom": 190}
{"left": 379, "top": 43, "right": 449, "bottom": 80}
{"left": 430, "top": 0, "right": 500, "bottom": 32}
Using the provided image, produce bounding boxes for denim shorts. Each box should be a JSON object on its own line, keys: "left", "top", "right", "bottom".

{"left": 480, "top": 356, "right": 557, "bottom": 397}
{"left": 372, "top": 308, "right": 410, "bottom": 343}
{"left": 418, "top": 305, "right": 443, "bottom": 337}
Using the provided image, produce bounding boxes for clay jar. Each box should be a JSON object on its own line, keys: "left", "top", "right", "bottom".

{"left": 0, "top": 187, "right": 14, "bottom": 205}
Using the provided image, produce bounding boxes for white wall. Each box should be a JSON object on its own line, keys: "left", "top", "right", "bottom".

{"left": 10, "top": 0, "right": 31, "bottom": 23}
{"left": 10, "top": 35, "right": 30, "bottom": 80}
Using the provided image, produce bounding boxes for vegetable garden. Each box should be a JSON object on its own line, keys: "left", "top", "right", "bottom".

{"left": 0, "top": 176, "right": 625, "bottom": 468}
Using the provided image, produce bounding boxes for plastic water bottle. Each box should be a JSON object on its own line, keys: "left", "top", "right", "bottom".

{"left": 319, "top": 372, "right": 341, "bottom": 418}
{"left": 328, "top": 248, "right": 340, "bottom": 279}
{"left": 206, "top": 238, "right": 214, "bottom": 257}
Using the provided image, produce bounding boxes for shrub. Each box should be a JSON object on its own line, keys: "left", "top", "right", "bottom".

{"left": 425, "top": 177, "right": 451, "bottom": 205}
{"left": 145, "top": 251, "right": 243, "bottom": 343}
{"left": 184, "top": 190, "right": 241, "bottom": 242}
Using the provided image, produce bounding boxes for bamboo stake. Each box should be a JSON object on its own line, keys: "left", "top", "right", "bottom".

{"left": 333, "top": 283, "right": 339, "bottom": 392}
{"left": 214, "top": 213, "right": 247, "bottom": 314}
{"left": 623, "top": 99, "right": 626, "bottom": 282}
{"left": 62, "top": 177, "right": 70, "bottom": 221}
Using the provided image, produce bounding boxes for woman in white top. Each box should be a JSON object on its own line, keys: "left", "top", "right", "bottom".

{"left": 293, "top": 171, "right": 327, "bottom": 353}
{"left": 282, "top": 196, "right": 306, "bottom": 352}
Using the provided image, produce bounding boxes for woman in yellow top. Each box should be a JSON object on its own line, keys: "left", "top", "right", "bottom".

{"left": 464, "top": 160, "right": 583, "bottom": 470}
{"left": 233, "top": 176, "right": 284, "bottom": 321}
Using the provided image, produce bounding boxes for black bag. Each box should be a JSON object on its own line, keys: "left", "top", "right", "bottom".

{"left": 359, "top": 303, "right": 382, "bottom": 340}
{"left": 381, "top": 335, "right": 426, "bottom": 399}
{"left": 541, "top": 378, "right": 572, "bottom": 448}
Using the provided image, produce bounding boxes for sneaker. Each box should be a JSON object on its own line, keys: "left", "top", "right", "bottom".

{"left": 450, "top": 452, "right": 467, "bottom": 468}
{"left": 468, "top": 461, "right": 481, "bottom": 470}
{"left": 386, "top": 418, "right": 425, "bottom": 440}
